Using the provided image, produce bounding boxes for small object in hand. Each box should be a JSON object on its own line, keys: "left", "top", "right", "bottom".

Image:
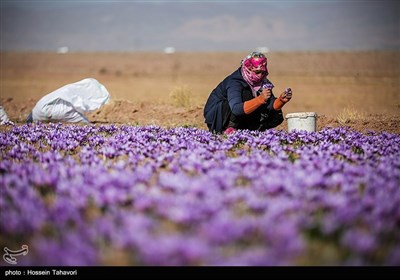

{"left": 285, "top": 88, "right": 292, "bottom": 94}
{"left": 257, "top": 82, "right": 274, "bottom": 96}
{"left": 263, "top": 83, "right": 274, "bottom": 90}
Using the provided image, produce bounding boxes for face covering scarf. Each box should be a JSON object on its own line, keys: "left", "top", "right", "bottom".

{"left": 240, "top": 52, "right": 269, "bottom": 97}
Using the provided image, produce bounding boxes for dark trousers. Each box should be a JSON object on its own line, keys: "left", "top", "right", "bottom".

{"left": 222, "top": 90, "right": 283, "bottom": 132}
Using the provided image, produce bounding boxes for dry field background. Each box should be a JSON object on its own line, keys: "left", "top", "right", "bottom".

{"left": 1, "top": 51, "right": 399, "bottom": 133}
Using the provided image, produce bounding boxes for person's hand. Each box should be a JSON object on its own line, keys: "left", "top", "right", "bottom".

{"left": 260, "top": 88, "right": 272, "bottom": 102}
{"left": 279, "top": 88, "right": 292, "bottom": 103}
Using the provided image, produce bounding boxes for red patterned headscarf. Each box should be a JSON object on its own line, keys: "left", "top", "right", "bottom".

{"left": 241, "top": 52, "right": 269, "bottom": 89}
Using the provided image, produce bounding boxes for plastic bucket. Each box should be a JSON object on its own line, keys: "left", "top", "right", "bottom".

{"left": 286, "top": 112, "right": 317, "bottom": 132}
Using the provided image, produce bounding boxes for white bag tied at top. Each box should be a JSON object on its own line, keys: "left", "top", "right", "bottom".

{"left": 0, "top": 106, "right": 10, "bottom": 124}
{"left": 31, "top": 78, "right": 110, "bottom": 123}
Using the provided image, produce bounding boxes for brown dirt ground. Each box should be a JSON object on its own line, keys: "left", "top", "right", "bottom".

{"left": 1, "top": 51, "right": 399, "bottom": 134}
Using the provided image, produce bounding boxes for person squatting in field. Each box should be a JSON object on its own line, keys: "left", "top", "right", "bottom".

{"left": 203, "top": 51, "right": 292, "bottom": 134}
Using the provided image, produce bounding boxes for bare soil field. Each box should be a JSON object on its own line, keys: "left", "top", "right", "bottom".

{"left": 1, "top": 51, "right": 399, "bottom": 133}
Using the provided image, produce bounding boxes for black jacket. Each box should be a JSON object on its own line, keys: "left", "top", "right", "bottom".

{"left": 203, "top": 67, "right": 275, "bottom": 133}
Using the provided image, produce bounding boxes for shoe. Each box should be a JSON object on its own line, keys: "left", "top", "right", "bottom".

{"left": 224, "top": 127, "right": 236, "bottom": 135}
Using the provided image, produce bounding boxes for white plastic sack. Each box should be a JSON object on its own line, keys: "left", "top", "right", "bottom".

{"left": 0, "top": 106, "right": 10, "bottom": 124}
{"left": 31, "top": 78, "right": 110, "bottom": 123}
